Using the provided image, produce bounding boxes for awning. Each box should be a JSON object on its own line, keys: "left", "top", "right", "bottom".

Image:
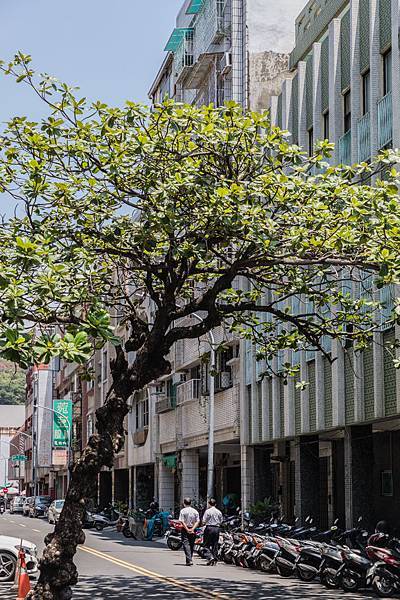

{"left": 186, "top": 0, "right": 204, "bottom": 14}
{"left": 164, "top": 28, "right": 194, "bottom": 52}
{"left": 162, "top": 454, "right": 177, "bottom": 469}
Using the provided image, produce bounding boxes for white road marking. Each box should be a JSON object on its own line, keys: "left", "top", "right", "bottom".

{"left": 32, "top": 529, "right": 40, "bottom": 533}
{"left": 9, "top": 520, "right": 15, "bottom": 523}
{"left": 18, "top": 524, "right": 26, "bottom": 528}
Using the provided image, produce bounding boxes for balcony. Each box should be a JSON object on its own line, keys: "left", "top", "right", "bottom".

{"left": 155, "top": 396, "right": 175, "bottom": 414}
{"left": 176, "top": 379, "right": 201, "bottom": 405}
{"left": 357, "top": 112, "right": 371, "bottom": 163}
{"left": 173, "top": 30, "right": 194, "bottom": 83}
{"left": 378, "top": 91, "right": 392, "bottom": 149}
{"left": 187, "top": 0, "right": 227, "bottom": 89}
{"left": 339, "top": 129, "right": 351, "bottom": 165}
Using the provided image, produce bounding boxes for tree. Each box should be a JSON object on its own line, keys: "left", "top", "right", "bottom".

{"left": 0, "top": 361, "right": 25, "bottom": 404}
{"left": 0, "top": 53, "right": 399, "bottom": 599}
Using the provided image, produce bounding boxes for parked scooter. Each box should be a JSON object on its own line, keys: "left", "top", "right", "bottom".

{"left": 366, "top": 534, "right": 400, "bottom": 597}
{"left": 92, "top": 505, "right": 121, "bottom": 531}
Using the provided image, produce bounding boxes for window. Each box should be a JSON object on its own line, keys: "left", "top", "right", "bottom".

{"left": 323, "top": 111, "right": 329, "bottom": 140}
{"left": 102, "top": 350, "right": 108, "bottom": 382}
{"left": 383, "top": 49, "right": 392, "bottom": 95}
{"left": 87, "top": 414, "right": 94, "bottom": 439}
{"left": 135, "top": 397, "right": 149, "bottom": 430}
{"left": 362, "top": 70, "right": 370, "bottom": 115}
{"left": 343, "top": 90, "right": 351, "bottom": 133}
{"left": 308, "top": 127, "right": 314, "bottom": 156}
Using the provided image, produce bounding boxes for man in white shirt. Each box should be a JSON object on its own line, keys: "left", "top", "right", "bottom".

{"left": 202, "top": 498, "right": 223, "bottom": 565}
{"left": 179, "top": 497, "right": 200, "bottom": 566}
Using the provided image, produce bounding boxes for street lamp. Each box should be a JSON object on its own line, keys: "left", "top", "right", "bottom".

{"left": 32, "top": 404, "right": 72, "bottom": 498}
{"left": 190, "top": 313, "right": 216, "bottom": 501}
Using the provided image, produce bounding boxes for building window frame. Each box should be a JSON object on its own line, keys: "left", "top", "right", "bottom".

{"left": 343, "top": 89, "right": 351, "bottom": 133}
{"left": 323, "top": 111, "right": 329, "bottom": 140}
{"left": 383, "top": 48, "right": 392, "bottom": 96}
{"left": 361, "top": 69, "right": 370, "bottom": 115}
{"left": 308, "top": 127, "right": 314, "bottom": 156}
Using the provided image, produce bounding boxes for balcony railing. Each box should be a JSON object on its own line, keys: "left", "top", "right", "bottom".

{"left": 339, "top": 129, "right": 352, "bottom": 165}
{"left": 155, "top": 396, "right": 175, "bottom": 414}
{"left": 176, "top": 379, "right": 201, "bottom": 405}
{"left": 357, "top": 112, "right": 371, "bottom": 163}
{"left": 193, "top": 0, "right": 226, "bottom": 62}
{"left": 378, "top": 91, "right": 392, "bottom": 149}
{"left": 174, "top": 31, "right": 194, "bottom": 82}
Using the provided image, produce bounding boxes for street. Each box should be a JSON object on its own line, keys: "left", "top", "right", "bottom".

{"left": 0, "top": 514, "right": 375, "bottom": 599}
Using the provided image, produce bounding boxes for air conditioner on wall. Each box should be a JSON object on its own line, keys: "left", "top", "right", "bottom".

{"left": 221, "top": 52, "right": 232, "bottom": 75}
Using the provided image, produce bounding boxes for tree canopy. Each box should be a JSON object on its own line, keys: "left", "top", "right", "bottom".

{"left": 0, "top": 52, "right": 400, "bottom": 600}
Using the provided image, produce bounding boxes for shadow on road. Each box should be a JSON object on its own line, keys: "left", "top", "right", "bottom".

{"left": 71, "top": 574, "right": 374, "bottom": 600}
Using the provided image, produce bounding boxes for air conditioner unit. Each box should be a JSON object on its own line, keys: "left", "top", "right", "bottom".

{"left": 221, "top": 52, "right": 232, "bottom": 75}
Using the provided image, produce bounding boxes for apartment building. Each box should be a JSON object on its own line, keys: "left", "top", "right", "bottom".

{"left": 0, "top": 405, "right": 24, "bottom": 488}
{"left": 240, "top": 0, "right": 400, "bottom": 530}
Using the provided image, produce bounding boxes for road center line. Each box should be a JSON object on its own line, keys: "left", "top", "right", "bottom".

{"left": 79, "top": 545, "right": 231, "bottom": 599}
{"left": 32, "top": 529, "right": 41, "bottom": 533}
{"left": 18, "top": 524, "right": 26, "bottom": 527}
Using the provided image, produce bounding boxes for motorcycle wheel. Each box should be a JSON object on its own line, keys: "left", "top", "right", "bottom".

{"left": 258, "top": 555, "right": 272, "bottom": 573}
{"left": 296, "top": 564, "right": 316, "bottom": 582}
{"left": 122, "top": 528, "right": 133, "bottom": 538}
{"left": 167, "top": 538, "right": 182, "bottom": 551}
{"left": 320, "top": 570, "right": 339, "bottom": 589}
{"left": 223, "top": 552, "right": 233, "bottom": 564}
{"left": 276, "top": 563, "right": 293, "bottom": 578}
{"left": 372, "top": 575, "right": 396, "bottom": 598}
{"left": 341, "top": 570, "right": 360, "bottom": 592}
{"left": 95, "top": 522, "right": 104, "bottom": 531}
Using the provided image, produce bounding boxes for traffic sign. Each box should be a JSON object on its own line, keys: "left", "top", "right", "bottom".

{"left": 53, "top": 399, "right": 72, "bottom": 448}
{"left": 11, "top": 455, "right": 27, "bottom": 462}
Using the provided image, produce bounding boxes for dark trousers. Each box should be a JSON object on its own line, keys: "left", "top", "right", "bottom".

{"left": 181, "top": 529, "right": 196, "bottom": 564}
{"left": 203, "top": 525, "right": 220, "bottom": 562}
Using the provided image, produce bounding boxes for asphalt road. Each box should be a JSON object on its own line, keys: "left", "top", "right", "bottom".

{"left": 0, "top": 513, "right": 375, "bottom": 599}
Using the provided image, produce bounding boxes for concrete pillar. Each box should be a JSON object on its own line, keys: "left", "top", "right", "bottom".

{"left": 241, "top": 444, "right": 254, "bottom": 511}
{"left": 282, "top": 78, "right": 293, "bottom": 131}
{"left": 315, "top": 352, "right": 325, "bottom": 431}
{"left": 354, "top": 350, "right": 365, "bottom": 422}
{"left": 158, "top": 461, "right": 175, "bottom": 513}
{"left": 312, "top": 42, "right": 322, "bottom": 142}
{"left": 284, "top": 351, "right": 295, "bottom": 437}
{"left": 272, "top": 359, "right": 281, "bottom": 439}
{"left": 391, "top": 0, "right": 400, "bottom": 147}
{"left": 270, "top": 96, "right": 278, "bottom": 126}
{"left": 295, "top": 436, "right": 320, "bottom": 524}
{"left": 350, "top": 0, "right": 361, "bottom": 163}
{"left": 370, "top": 0, "right": 380, "bottom": 157}
{"left": 300, "top": 354, "right": 310, "bottom": 433}
{"left": 329, "top": 19, "right": 343, "bottom": 163}
{"left": 261, "top": 377, "right": 271, "bottom": 441}
{"left": 332, "top": 340, "right": 345, "bottom": 427}
{"left": 181, "top": 449, "right": 199, "bottom": 500}
{"left": 373, "top": 331, "right": 385, "bottom": 417}
{"left": 344, "top": 425, "right": 374, "bottom": 529}
{"left": 297, "top": 61, "right": 307, "bottom": 149}
{"left": 254, "top": 447, "right": 273, "bottom": 503}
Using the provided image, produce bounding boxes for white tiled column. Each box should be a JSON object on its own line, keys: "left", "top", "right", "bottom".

{"left": 315, "top": 352, "right": 325, "bottom": 431}
{"left": 350, "top": 0, "right": 361, "bottom": 162}
{"left": 354, "top": 350, "right": 365, "bottom": 422}
{"left": 282, "top": 78, "right": 293, "bottom": 131}
{"left": 284, "top": 351, "right": 295, "bottom": 437}
{"left": 332, "top": 341, "right": 345, "bottom": 427}
{"left": 300, "top": 354, "right": 310, "bottom": 433}
{"left": 312, "top": 42, "right": 322, "bottom": 142}
{"left": 261, "top": 378, "right": 271, "bottom": 441}
{"left": 329, "top": 18, "right": 343, "bottom": 163}
{"left": 158, "top": 461, "right": 175, "bottom": 512}
{"left": 297, "top": 61, "right": 308, "bottom": 149}
{"left": 241, "top": 445, "right": 255, "bottom": 510}
{"left": 270, "top": 96, "right": 278, "bottom": 126}
{"left": 370, "top": 0, "right": 380, "bottom": 157}
{"left": 272, "top": 359, "right": 281, "bottom": 439}
{"left": 181, "top": 449, "right": 199, "bottom": 501}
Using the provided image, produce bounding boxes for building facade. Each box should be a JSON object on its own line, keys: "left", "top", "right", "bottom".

{"left": 0, "top": 405, "right": 25, "bottom": 488}
{"left": 243, "top": 0, "right": 400, "bottom": 530}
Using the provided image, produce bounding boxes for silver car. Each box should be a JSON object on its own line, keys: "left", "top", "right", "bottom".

{"left": 9, "top": 496, "right": 25, "bottom": 514}
{"left": 47, "top": 499, "right": 64, "bottom": 524}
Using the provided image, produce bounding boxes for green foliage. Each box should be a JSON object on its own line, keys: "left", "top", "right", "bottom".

{"left": 249, "top": 497, "right": 280, "bottom": 523}
{"left": 0, "top": 362, "right": 25, "bottom": 405}
{"left": 0, "top": 53, "right": 398, "bottom": 375}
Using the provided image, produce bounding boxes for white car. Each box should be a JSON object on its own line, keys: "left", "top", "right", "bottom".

{"left": 47, "top": 499, "right": 65, "bottom": 524}
{"left": 0, "top": 535, "right": 38, "bottom": 582}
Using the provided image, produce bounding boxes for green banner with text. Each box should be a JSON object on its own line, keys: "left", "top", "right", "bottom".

{"left": 53, "top": 399, "right": 72, "bottom": 448}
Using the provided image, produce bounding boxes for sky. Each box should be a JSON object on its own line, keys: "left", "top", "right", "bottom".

{"left": 0, "top": 0, "right": 183, "bottom": 122}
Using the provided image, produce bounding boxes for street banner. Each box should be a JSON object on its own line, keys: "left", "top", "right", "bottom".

{"left": 53, "top": 399, "right": 72, "bottom": 448}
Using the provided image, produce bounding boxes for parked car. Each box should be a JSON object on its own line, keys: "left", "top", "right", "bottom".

{"left": 9, "top": 496, "right": 25, "bottom": 514}
{"left": 22, "top": 497, "right": 33, "bottom": 517}
{"left": 29, "top": 496, "right": 52, "bottom": 518}
{"left": 47, "top": 499, "right": 65, "bottom": 524}
{"left": 0, "top": 535, "right": 38, "bottom": 582}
